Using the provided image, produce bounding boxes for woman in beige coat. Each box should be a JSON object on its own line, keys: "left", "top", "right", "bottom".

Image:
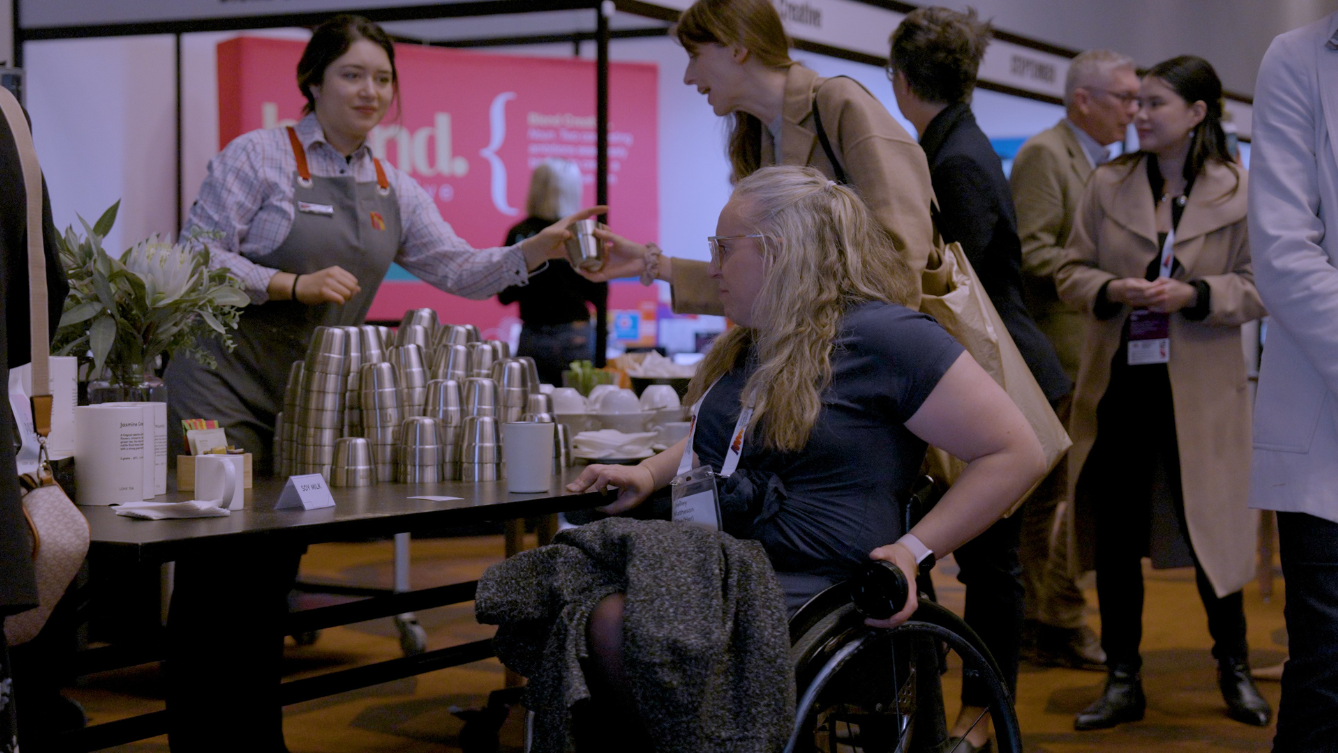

{"left": 1055, "top": 56, "right": 1270, "bottom": 732}
{"left": 581, "top": 0, "right": 936, "bottom": 310}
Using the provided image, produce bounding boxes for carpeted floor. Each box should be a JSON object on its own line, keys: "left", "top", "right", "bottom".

{"left": 74, "top": 534, "right": 1287, "bottom": 752}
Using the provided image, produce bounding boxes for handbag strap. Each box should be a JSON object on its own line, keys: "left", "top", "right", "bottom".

{"left": 0, "top": 88, "right": 53, "bottom": 443}
{"left": 810, "top": 81, "right": 849, "bottom": 185}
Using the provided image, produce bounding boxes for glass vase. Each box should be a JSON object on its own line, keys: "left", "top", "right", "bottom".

{"left": 88, "top": 361, "right": 168, "bottom": 404}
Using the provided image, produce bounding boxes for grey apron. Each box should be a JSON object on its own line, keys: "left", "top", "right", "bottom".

{"left": 166, "top": 129, "right": 402, "bottom": 475}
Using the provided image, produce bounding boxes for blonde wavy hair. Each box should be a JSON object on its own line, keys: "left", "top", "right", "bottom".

{"left": 685, "top": 166, "right": 918, "bottom": 452}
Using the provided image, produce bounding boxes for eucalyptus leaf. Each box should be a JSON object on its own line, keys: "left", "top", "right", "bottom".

{"left": 89, "top": 315, "right": 116, "bottom": 374}
{"left": 199, "top": 309, "right": 225, "bottom": 334}
{"left": 58, "top": 301, "right": 103, "bottom": 328}
{"left": 208, "top": 287, "right": 250, "bottom": 307}
{"left": 93, "top": 201, "right": 120, "bottom": 238}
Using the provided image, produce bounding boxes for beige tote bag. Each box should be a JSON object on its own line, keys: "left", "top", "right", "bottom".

{"left": 920, "top": 241, "right": 1071, "bottom": 514}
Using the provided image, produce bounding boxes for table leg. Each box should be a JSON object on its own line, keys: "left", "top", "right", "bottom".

{"left": 166, "top": 545, "right": 300, "bottom": 753}
{"left": 504, "top": 519, "right": 526, "bottom": 558}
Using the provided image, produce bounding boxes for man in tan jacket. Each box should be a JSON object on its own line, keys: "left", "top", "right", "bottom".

{"left": 1009, "top": 49, "right": 1139, "bottom": 669}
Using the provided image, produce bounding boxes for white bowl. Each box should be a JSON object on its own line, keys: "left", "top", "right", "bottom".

{"left": 596, "top": 388, "right": 641, "bottom": 414}
{"left": 596, "top": 411, "right": 655, "bottom": 434}
{"left": 587, "top": 384, "right": 619, "bottom": 408}
{"left": 550, "top": 387, "right": 588, "bottom": 414}
{"left": 639, "top": 384, "right": 682, "bottom": 411}
{"left": 555, "top": 412, "right": 600, "bottom": 434}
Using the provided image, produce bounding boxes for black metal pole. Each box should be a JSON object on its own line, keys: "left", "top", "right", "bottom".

{"left": 594, "top": 0, "right": 609, "bottom": 368}
{"left": 12, "top": 0, "right": 22, "bottom": 69}
{"left": 175, "top": 32, "right": 183, "bottom": 238}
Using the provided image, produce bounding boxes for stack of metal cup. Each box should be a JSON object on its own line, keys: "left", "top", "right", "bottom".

{"left": 425, "top": 379, "right": 463, "bottom": 479}
{"left": 331, "top": 437, "right": 375, "bottom": 487}
{"left": 431, "top": 343, "right": 469, "bottom": 382}
{"left": 401, "top": 308, "right": 438, "bottom": 334}
{"left": 360, "top": 361, "right": 403, "bottom": 482}
{"left": 467, "top": 341, "right": 496, "bottom": 379}
{"left": 435, "top": 324, "right": 471, "bottom": 352}
{"left": 399, "top": 416, "right": 444, "bottom": 483}
{"left": 292, "top": 327, "right": 348, "bottom": 479}
{"left": 277, "top": 360, "right": 304, "bottom": 476}
{"left": 396, "top": 324, "right": 434, "bottom": 365}
{"left": 340, "top": 326, "right": 365, "bottom": 438}
{"left": 516, "top": 356, "right": 542, "bottom": 393}
{"left": 460, "top": 416, "right": 503, "bottom": 481}
{"left": 463, "top": 377, "right": 499, "bottom": 419}
{"left": 391, "top": 344, "right": 428, "bottom": 418}
{"left": 492, "top": 359, "right": 532, "bottom": 423}
{"left": 486, "top": 339, "right": 510, "bottom": 361}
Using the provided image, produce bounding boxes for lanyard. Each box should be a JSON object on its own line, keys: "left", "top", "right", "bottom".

{"left": 1158, "top": 227, "right": 1175, "bottom": 279}
{"left": 677, "top": 378, "right": 754, "bottom": 478}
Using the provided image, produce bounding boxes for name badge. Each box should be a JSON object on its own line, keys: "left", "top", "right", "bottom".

{"left": 670, "top": 465, "right": 721, "bottom": 531}
{"left": 275, "top": 474, "right": 336, "bottom": 510}
{"left": 1127, "top": 309, "right": 1170, "bottom": 365}
{"left": 297, "top": 201, "right": 334, "bottom": 216}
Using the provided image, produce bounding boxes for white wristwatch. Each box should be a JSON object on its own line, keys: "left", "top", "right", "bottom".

{"left": 896, "top": 533, "right": 936, "bottom": 570}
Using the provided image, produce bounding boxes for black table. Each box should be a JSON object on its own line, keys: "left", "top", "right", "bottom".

{"left": 74, "top": 470, "right": 604, "bottom": 752}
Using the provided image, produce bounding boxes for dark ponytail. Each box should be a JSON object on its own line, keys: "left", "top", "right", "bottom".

{"left": 1144, "top": 55, "right": 1236, "bottom": 188}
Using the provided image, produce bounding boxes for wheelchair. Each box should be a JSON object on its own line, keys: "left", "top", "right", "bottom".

{"left": 463, "top": 478, "right": 1022, "bottom": 753}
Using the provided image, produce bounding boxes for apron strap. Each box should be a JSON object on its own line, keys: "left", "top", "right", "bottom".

{"left": 373, "top": 158, "right": 389, "bottom": 191}
{"left": 286, "top": 126, "right": 312, "bottom": 186}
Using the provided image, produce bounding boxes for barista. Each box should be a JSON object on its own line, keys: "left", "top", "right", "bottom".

{"left": 165, "top": 14, "right": 596, "bottom": 472}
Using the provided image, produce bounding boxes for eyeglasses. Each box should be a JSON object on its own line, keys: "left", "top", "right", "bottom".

{"left": 707, "top": 234, "right": 763, "bottom": 266}
{"left": 1082, "top": 87, "right": 1140, "bottom": 107}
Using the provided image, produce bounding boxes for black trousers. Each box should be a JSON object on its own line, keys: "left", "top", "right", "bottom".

{"left": 1275, "top": 512, "right": 1338, "bottom": 751}
{"left": 1088, "top": 361, "right": 1248, "bottom": 671}
{"left": 953, "top": 511, "right": 1023, "bottom": 706}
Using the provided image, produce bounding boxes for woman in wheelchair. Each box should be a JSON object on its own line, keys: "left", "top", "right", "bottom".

{"left": 563, "top": 166, "right": 1047, "bottom": 749}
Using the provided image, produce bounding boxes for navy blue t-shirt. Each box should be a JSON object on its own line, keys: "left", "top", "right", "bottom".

{"left": 693, "top": 301, "right": 964, "bottom": 606}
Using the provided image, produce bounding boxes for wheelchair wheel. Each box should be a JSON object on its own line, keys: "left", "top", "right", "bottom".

{"left": 786, "top": 585, "right": 1021, "bottom": 753}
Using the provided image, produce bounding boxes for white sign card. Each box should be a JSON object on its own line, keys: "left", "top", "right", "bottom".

{"left": 275, "top": 474, "right": 336, "bottom": 511}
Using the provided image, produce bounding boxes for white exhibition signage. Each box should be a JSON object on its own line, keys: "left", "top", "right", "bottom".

{"left": 275, "top": 474, "right": 336, "bottom": 511}
{"left": 19, "top": 0, "right": 496, "bottom": 28}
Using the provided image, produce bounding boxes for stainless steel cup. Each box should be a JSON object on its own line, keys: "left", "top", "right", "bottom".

{"left": 400, "top": 308, "right": 438, "bottom": 332}
{"left": 461, "top": 324, "right": 481, "bottom": 343}
{"left": 400, "top": 416, "right": 442, "bottom": 448}
{"left": 331, "top": 437, "right": 376, "bottom": 487}
{"left": 486, "top": 339, "right": 510, "bottom": 360}
{"left": 305, "top": 326, "right": 347, "bottom": 362}
{"left": 564, "top": 218, "right": 603, "bottom": 271}
{"left": 493, "top": 359, "right": 530, "bottom": 393}
{"left": 292, "top": 426, "right": 340, "bottom": 446}
{"left": 432, "top": 343, "right": 470, "bottom": 382}
{"left": 554, "top": 422, "right": 572, "bottom": 468}
{"left": 462, "top": 415, "right": 501, "bottom": 446}
{"left": 460, "top": 444, "right": 503, "bottom": 464}
{"left": 362, "top": 405, "right": 406, "bottom": 429}
{"left": 297, "top": 388, "right": 344, "bottom": 413}
{"left": 364, "top": 425, "right": 400, "bottom": 446}
{"left": 396, "top": 324, "right": 432, "bottom": 355}
{"left": 522, "top": 412, "right": 557, "bottom": 423}
{"left": 516, "top": 357, "right": 541, "bottom": 393}
{"left": 463, "top": 378, "right": 499, "bottom": 417}
{"left": 498, "top": 405, "right": 524, "bottom": 423}
{"left": 295, "top": 444, "right": 336, "bottom": 464}
{"left": 359, "top": 325, "right": 387, "bottom": 364}
{"left": 426, "top": 379, "right": 463, "bottom": 426}
{"left": 293, "top": 406, "right": 343, "bottom": 430}
{"left": 525, "top": 393, "right": 553, "bottom": 415}
{"left": 399, "top": 464, "right": 442, "bottom": 484}
{"left": 361, "top": 362, "right": 399, "bottom": 392}
{"left": 460, "top": 463, "right": 501, "bottom": 482}
{"left": 467, "top": 342, "right": 496, "bottom": 377}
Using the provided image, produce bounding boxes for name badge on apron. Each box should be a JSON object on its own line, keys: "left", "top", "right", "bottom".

{"left": 297, "top": 201, "right": 334, "bottom": 216}
{"left": 1128, "top": 224, "right": 1176, "bottom": 366}
{"left": 669, "top": 380, "right": 752, "bottom": 532}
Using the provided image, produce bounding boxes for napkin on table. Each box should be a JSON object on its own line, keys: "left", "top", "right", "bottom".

{"left": 572, "top": 429, "right": 659, "bottom": 456}
{"left": 114, "top": 500, "right": 231, "bottom": 520}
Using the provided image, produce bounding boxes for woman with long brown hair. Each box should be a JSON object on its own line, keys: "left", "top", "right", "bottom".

{"left": 1056, "top": 55, "right": 1271, "bottom": 731}
{"left": 582, "top": 0, "right": 936, "bottom": 309}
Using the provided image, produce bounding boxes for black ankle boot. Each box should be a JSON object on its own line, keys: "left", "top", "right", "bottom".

{"left": 1218, "top": 658, "right": 1273, "bottom": 726}
{"left": 1075, "top": 666, "right": 1145, "bottom": 731}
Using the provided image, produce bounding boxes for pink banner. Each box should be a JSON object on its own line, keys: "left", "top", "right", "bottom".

{"left": 218, "top": 37, "right": 659, "bottom": 328}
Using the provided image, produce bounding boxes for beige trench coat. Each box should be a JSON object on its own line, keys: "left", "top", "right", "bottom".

{"left": 671, "top": 64, "right": 936, "bottom": 314}
{"left": 1055, "top": 156, "right": 1266, "bottom": 597}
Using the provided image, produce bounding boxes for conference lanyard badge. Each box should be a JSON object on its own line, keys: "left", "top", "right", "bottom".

{"left": 1127, "top": 309, "right": 1170, "bottom": 365}
{"left": 670, "top": 464, "right": 722, "bottom": 532}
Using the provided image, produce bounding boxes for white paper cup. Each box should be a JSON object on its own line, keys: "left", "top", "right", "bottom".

{"left": 501, "top": 422, "right": 554, "bottom": 493}
{"left": 194, "top": 454, "right": 244, "bottom": 510}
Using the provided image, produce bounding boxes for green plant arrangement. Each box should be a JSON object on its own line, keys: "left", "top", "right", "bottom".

{"left": 51, "top": 202, "right": 249, "bottom": 399}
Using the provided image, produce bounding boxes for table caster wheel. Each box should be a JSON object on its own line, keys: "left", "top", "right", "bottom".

{"left": 395, "top": 613, "right": 427, "bottom": 656}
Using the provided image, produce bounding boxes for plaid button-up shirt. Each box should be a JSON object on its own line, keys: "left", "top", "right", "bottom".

{"left": 184, "top": 113, "right": 529, "bottom": 305}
